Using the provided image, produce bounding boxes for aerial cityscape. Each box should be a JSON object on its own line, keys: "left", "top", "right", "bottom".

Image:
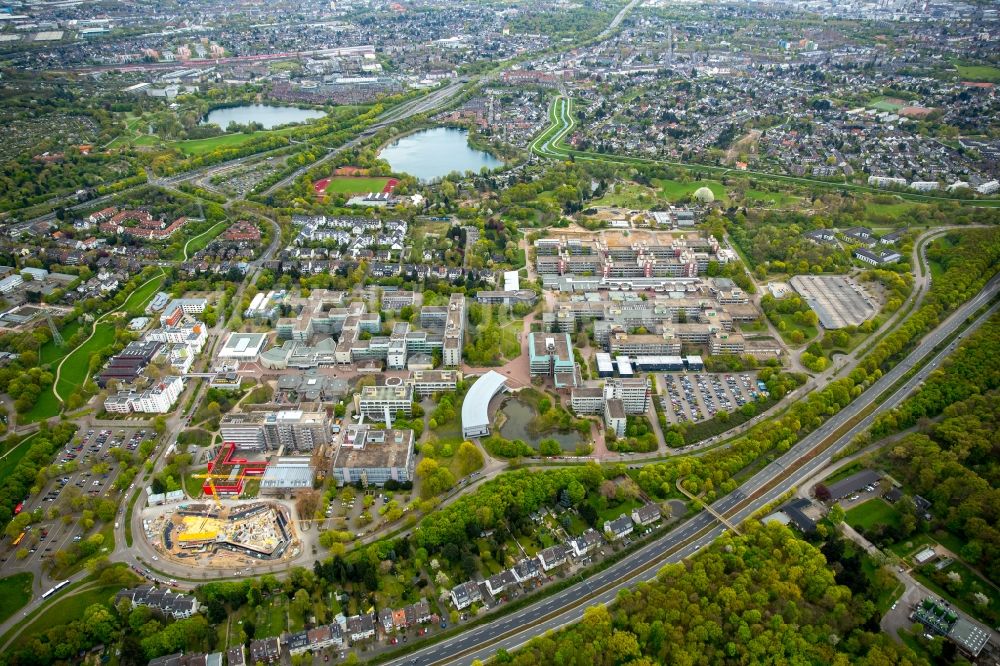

{"left": 0, "top": 0, "right": 998, "bottom": 664}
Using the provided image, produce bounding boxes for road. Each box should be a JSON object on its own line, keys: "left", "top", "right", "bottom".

{"left": 382, "top": 274, "right": 999, "bottom": 666}
{"left": 259, "top": 80, "right": 468, "bottom": 197}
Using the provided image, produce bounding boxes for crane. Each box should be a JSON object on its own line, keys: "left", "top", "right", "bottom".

{"left": 189, "top": 472, "right": 236, "bottom": 511}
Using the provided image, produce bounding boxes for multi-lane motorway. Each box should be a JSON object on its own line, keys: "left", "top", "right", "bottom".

{"left": 385, "top": 273, "right": 1000, "bottom": 666}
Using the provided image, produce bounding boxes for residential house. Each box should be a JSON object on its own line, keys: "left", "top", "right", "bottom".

{"left": 604, "top": 515, "right": 634, "bottom": 541}
{"left": 631, "top": 503, "right": 662, "bottom": 527}
{"left": 449, "top": 580, "right": 482, "bottom": 610}
{"left": 537, "top": 545, "right": 569, "bottom": 572}
{"left": 569, "top": 529, "right": 604, "bottom": 557}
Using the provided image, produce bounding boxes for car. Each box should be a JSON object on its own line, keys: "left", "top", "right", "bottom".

{"left": 152, "top": 555, "right": 158, "bottom": 561}
{"left": 441, "top": 621, "right": 447, "bottom": 629}
{"left": 891, "top": 602, "right": 897, "bottom": 610}
{"left": 390, "top": 638, "right": 398, "bottom": 645}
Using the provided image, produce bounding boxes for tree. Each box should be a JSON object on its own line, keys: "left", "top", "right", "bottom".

{"left": 455, "top": 441, "right": 484, "bottom": 476}
{"left": 813, "top": 483, "right": 831, "bottom": 502}
{"left": 828, "top": 503, "right": 846, "bottom": 525}
{"left": 294, "top": 489, "right": 321, "bottom": 521}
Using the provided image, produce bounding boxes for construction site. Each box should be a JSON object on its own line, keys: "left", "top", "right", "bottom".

{"left": 144, "top": 501, "right": 299, "bottom": 568}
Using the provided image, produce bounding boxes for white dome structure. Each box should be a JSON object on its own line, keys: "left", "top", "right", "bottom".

{"left": 693, "top": 186, "right": 715, "bottom": 203}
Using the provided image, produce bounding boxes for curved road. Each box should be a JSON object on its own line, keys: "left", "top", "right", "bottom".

{"left": 383, "top": 272, "right": 999, "bottom": 666}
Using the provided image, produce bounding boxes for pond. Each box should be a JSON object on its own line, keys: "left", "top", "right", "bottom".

{"left": 498, "top": 398, "right": 584, "bottom": 451}
{"left": 201, "top": 104, "right": 326, "bottom": 130}
{"left": 378, "top": 127, "right": 503, "bottom": 182}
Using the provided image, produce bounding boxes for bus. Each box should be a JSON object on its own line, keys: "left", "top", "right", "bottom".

{"left": 11, "top": 531, "right": 25, "bottom": 546}
{"left": 41, "top": 580, "right": 70, "bottom": 599}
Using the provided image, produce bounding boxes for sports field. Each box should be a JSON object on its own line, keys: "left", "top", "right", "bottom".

{"left": 314, "top": 176, "right": 394, "bottom": 196}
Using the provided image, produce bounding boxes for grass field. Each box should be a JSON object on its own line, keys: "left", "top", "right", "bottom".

{"left": 846, "top": 498, "right": 900, "bottom": 531}
{"left": 13, "top": 583, "right": 123, "bottom": 647}
{"left": 173, "top": 127, "right": 299, "bottom": 156}
{"left": 178, "top": 220, "right": 228, "bottom": 261}
{"left": 121, "top": 271, "right": 166, "bottom": 315}
{"left": 0, "top": 433, "right": 38, "bottom": 480}
{"left": 55, "top": 324, "right": 117, "bottom": 398}
{"left": 0, "top": 573, "right": 33, "bottom": 624}
{"left": 954, "top": 63, "right": 1000, "bottom": 83}
{"left": 594, "top": 497, "right": 642, "bottom": 524}
{"left": 864, "top": 200, "right": 925, "bottom": 219}
{"left": 39, "top": 320, "right": 82, "bottom": 366}
{"left": 772, "top": 312, "right": 818, "bottom": 345}
{"left": 743, "top": 188, "right": 799, "bottom": 206}
{"left": 870, "top": 97, "right": 905, "bottom": 112}
{"left": 318, "top": 176, "right": 391, "bottom": 194}
{"left": 590, "top": 182, "right": 659, "bottom": 208}
{"left": 654, "top": 178, "right": 727, "bottom": 203}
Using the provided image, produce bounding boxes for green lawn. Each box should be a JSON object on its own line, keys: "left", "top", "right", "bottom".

{"left": 590, "top": 182, "right": 659, "bottom": 208}
{"left": 742, "top": 188, "right": 799, "bottom": 206}
{"left": 0, "top": 573, "right": 33, "bottom": 624}
{"left": 56, "top": 323, "right": 117, "bottom": 398}
{"left": 22, "top": 384, "right": 63, "bottom": 423}
{"left": 172, "top": 127, "right": 297, "bottom": 156}
{"left": 888, "top": 533, "right": 938, "bottom": 559}
{"left": 185, "top": 468, "right": 206, "bottom": 499}
{"left": 178, "top": 220, "right": 228, "bottom": 261}
{"left": 121, "top": 271, "right": 166, "bottom": 315}
{"left": 13, "top": 583, "right": 124, "bottom": 647}
{"left": 594, "top": 497, "right": 642, "bottom": 524}
{"left": 870, "top": 97, "right": 905, "bottom": 112}
{"left": 846, "top": 498, "right": 900, "bottom": 531}
{"left": 864, "top": 200, "right": 924, "bottom": 220}
{"left": 654, "top": 178, "right": 727, "bottom": 203}
{"left": 0, "top": 432, "right": 38, "bottom": 480}
{"left": 772, "top": 312, "right": 818, "bottom": 345}
{"left": 954, "top": 63, "right": 1000, "bottom": 83}
{"left": 319, "top": 176, "right": 391, "bottom": 194}
{"left": 39, "top": 320, "right": 82, "bottom": 366}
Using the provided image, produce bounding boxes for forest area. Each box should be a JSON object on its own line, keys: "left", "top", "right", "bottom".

{"left": 503, "top": 522, "right": 923, "bottom": 666}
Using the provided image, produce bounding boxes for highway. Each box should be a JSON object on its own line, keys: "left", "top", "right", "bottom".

{"left": 384, "top": 272, "right": 1000, "bottom": 666}
{"left": 259, "top": 80, "right": 468, "bottom": 197}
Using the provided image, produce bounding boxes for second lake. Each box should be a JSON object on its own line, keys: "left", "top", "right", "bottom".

{"left": 378, "top": 127, "right": 503, "bottom": 182}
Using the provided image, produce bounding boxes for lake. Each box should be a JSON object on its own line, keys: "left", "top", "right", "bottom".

{"left": 378, "top": 127, "right": 503, "bottom": 181}
{"left": 498, "top": 399, "right": 584, "bottom": 451}
{"left": 201, "top": 104, "right": 326, "bottom": 130}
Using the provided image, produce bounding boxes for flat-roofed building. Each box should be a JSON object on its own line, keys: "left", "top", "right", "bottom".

{"left": 571, "top": 386, "right": 605, "bottom": 415}
{"left": 605, "top": 398, "right": 627, "bottom": 438}
{"left": 332, "top": 425, "right": 415, "bottom": 487}
{"left": 355, "top": 382, "right": 413, "bottom": 421}
{"left": 219, "top": 410, "right": 329, "bottom": 452}
{"left": 260, "top": 458, "right": 314, "bottom": 495}
{"left": 405, "top": 370, "right": 461, "bottom": 397}
{"left": 218, "top": 332, "right": 267, "bottom": 359}
{"left": 442, "top": 293, "right": 466, "bottom": 367}
{"left": 605, "top": 377, "right": 649, "bottom": 414}
{"left": 528, "top": 332, "right": 577, "bottom": 387}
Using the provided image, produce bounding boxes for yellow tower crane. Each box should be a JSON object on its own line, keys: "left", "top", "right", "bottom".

{"left": 190, "top": 472, "right": 236, "bottom": 511}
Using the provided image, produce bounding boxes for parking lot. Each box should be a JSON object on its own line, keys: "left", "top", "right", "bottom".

{"left": 1, "top": 427, "right": 154, "bottom": 570}
{"left": 658, "top": 373, "right": 763, "bottom": 424}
